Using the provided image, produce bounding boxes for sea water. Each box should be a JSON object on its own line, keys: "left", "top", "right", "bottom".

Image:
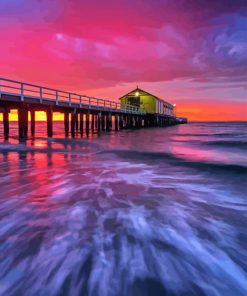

{"left": 0, "top": 122, "right": 246, "bottom": 296}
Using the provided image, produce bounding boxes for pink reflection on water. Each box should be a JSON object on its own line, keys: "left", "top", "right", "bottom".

{"left": 169, "top": 141, "right": 247, "bottom": 165}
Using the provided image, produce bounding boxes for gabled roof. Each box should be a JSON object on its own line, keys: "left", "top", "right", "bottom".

{"left": 118, "top": 87, "right": 173, "bottom": 108}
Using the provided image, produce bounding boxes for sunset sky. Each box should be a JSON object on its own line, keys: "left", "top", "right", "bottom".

{"left": 0, "top": 0, "right": 247, "bottom": 121}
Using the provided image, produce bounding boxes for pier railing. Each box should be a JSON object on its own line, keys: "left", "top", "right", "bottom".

{"left": 0, "top": 77, "right": 144, "bottom": 114}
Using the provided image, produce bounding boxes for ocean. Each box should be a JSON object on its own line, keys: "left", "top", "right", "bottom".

{"left": 0, "top": 121, "right": 246, "bottom": 296}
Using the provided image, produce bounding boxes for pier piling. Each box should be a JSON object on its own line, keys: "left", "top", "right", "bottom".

{"left": 75, "top": 113, "right": 79, "bottom": 131}
{"left": 86, "top": 112, "right": 90, "bottom": 135}
{"left": 18, "top": 107, "right": 28, "bottom": 139}
{"left": 79, "top": 113, "right": 84, "bottom": 134}
{"left": 97, "top": 113, "right": 101, "bottom": 133}
{"left": 115, "top": 114, "right": 119, "bottom": 131}
{"left": 91, "top": 114, "right": 95, "bottom": 132}
{"left": 95, "top": 114, "right": 98, "bottom": 130}
{"left": 102, "top": 114, "right": 105, "bottom": 131}
{"left": 71, "top": 112, "right": 76, "bottom": 138}
{"left": 106, "top": 113, "right": 111, "bottom": 132}
{"left": 3, "top": 110, "right": 9, "bottom": 140}
{"left": 130, "top": 115, "right": 134, "bottom": 129}
{"left": 119, "top": 115, "right": 123, "bottom": 129}
{"left": 64, "top": 112, "right": 69, "bottom": 136}
{"left": 30, "top": 110, "right": 35, "bottom": 136}
{"left": 46, "top": 109, "right": 53, "bottom": 138}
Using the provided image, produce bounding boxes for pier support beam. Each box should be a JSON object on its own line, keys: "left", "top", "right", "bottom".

{"left": 124, "top": 115, "right": 128, "bottom": 128}
{"left": 79, "top": 113, "right": 84, "bottom": 134}
{"left": 106, "top": 113, "right": 111, "bottom": 132}
{"left": 157, "top": 116, "right": 160, "bottom": 127}
{"left": 134, "top": 116, "right": 138, "bottom": 129}
{"left": 91, "top": 114, "right": 95, "bottom": 132}
{"left": 109, "top": 113, "right": 112, "bottom": 130}
{"left": 136, "top": 116, "right": 141, "bottom": 129}
{"left": 133, "top": 116, "right": 136, "bottom": 129}
{"left": 140, "top": 116, "right": 143, "bottom": 128}
{"left": 86, "top": 112, "right": 90, "bottom": 135}
{"left": 95, "top": 114, "right": 98, "bottom": 130}
{"left": 148, "top": 116, "right": 152, "bottom": 127}
{"left": 75, "top": 113, "right": 79, "bottom": 131}
{"left": 71, "top": 111, "right": 76, "bottom": 138}
{"left": 125, "top": 115, "right": 130, "bottom": 129}
{"left": 30, "top": 110, "right": 35, "bottom": 136}
{"left": 130, "top": 115, "right": 134, "bottom": 129}
{"left": 64, "top": 112, "right": 69, "bottom": 136}
{"left": 3, "top": 110, "right": 9, "bottom": 140}
{"left": 144, "top": 116, "right": 148, "bottom": 128}
{"left": 46, "top": 109, "right": 53, "bottom": 138}
{"left": 101, "top": 114, "right": 105, "bottom": 131}
{"left": 115, "top": 114, "right": 119, "bottom": 131}
{"left": 124, "top": 115, "right": 127, "bottom": 128}
{"left": 119, "top": 115, "right": 123, "bottom": 129}
{"left": 18, "top": 107, "right": 28, "bottom": 139}
{"left": 97, "top": 113, "right": 101, "bottom": 133}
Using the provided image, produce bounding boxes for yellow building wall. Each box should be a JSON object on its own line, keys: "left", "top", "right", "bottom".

{"left": 120, "top": 92, "right": 157, "bottom": 114}
{"left": 139, "top": 95, "right": 156, "bottom": 113}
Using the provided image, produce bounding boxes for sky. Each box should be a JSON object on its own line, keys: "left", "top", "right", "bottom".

{"left": 0, "top": 0, "right": 247, "bottom": 121}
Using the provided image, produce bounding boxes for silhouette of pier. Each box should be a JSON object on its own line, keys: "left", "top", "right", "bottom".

{"left": 0, "top": 78, "right": 185, "bottom": 140}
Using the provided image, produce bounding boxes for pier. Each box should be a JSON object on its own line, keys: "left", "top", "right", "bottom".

{"left": 0, "top": 78, "right": 186, "bottom": 140}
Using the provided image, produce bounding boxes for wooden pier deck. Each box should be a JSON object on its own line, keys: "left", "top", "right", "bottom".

{"left": 0, "top": 78, "right": 182, "bottom": 140}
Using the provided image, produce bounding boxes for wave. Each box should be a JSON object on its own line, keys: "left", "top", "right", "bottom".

{"left": 174, "top": 139, "right": 247, "bottom": 149}
{"left": 1, "top": 138, "right": 247, "bottom": 176}
{"left": 47, "top": 137, "right": 100, "bottom": 147}
{"left": 0, "top": 141, "right": 102, "bottom": 156}
{"left": 174, "top": 132, "right": 246, "bottom": 137}
{"left": 204, "top": 140, "right": 247, "bottom": 149}
{"left": 101, "top": 149, "right": 247, "bottom": 174}
{"left": 1, "top": 141, "right": 247, "bottom": 174}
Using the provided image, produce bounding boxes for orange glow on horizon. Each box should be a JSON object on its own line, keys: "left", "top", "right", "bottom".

{"left": 0, "top": 110, "right": 64, "bottom": 122}
{"left": 176, "top": 101, "right": 247, "bottom": 121}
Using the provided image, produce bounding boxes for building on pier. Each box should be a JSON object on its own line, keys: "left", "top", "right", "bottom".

{"left": 119, "top": 87, "right": 175, "bottom": 116}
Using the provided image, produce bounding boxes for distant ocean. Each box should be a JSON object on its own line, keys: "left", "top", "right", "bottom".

{"left": 0, "top": 122, "right": 246, "bottom": 296}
